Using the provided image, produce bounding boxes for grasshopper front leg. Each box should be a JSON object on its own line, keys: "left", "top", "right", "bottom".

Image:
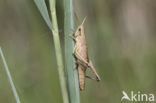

{"left": 69, "top": 34, "right": 76, "bottom": 41}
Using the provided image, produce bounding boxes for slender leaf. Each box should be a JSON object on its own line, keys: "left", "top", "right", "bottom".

{"left": 0, "top": 47, "right": 21, "bottom": 103}
{"left": 34, "top": 0, "right": 69, "bottom": 103}
{"left": 64, "top": 0, "right": 80, "bottom": 102}
{"left": 49, "top": 0, "right": 69, "bottom": 103}
{"left": 34, "top": 0, "right": 53, "bottom": 31}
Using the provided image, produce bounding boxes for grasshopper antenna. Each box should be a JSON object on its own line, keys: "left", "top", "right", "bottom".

{"left": 74, "top": 12, "right": 80, "bottom": 27}
{"left": 81, "top": 17, "right": 87, "bottom": 26}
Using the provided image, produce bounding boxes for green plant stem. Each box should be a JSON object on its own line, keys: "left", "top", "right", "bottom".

{"left": 64, "top": 0, "right": 80, "bottom": 102}
{"left": 49, "top": 0, "right": 69, "bottom": 103}
{"left": 0, "top": 47, "right": 21, "bottom": 103}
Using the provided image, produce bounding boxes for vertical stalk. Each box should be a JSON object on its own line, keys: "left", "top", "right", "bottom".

{"left": 49, "top": 0, "right": 69, "bottom": 103}
{"left": 0, "top": 47, "right": 21, "bottom": 103}
{"left": 64, "top": 0, "right": 80, "bottom": 102}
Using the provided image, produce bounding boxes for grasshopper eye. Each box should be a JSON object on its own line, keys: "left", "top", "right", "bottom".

{"left": 78, "top": 28, "right": 81, "bottom": 31}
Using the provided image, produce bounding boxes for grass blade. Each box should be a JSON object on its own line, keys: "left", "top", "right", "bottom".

{"left": 0, "top": 47, "right": 21, "bottom": 103}
{"left": 49, "top": 0, "right": 69, "bottom": 103}
{"left": 34, "top": 0, "right": 53, "bottom": 31}
{"left": 64, "top": 0, "right": 80, "bottom": 102}
{"left": 34, "top": 0, "right": 69, "bottom": 103}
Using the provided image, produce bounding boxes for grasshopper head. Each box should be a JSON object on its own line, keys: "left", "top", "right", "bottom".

{"left": 75, "top": 17, "right": 86, "bottom": 37}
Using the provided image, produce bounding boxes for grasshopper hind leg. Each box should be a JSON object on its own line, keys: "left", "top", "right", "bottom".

{"left": 74, "top": 46, "right": 88, "bottom": 64}
{"left": 88, "top": 60, "right": 101, "bottom": 81}
{"left": 76, "top": 60, "right": 101, "bottom": 81}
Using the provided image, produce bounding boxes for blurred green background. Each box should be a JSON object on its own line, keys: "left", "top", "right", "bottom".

{"left": 0, "top": 0, "right": 156, "bottom": 103}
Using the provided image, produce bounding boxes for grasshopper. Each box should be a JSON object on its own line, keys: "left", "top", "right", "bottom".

{"left": 70, "top": 17, "right": 101, "bottom": 90}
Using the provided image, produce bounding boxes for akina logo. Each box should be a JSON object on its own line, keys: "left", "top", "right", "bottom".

{"left": 121, "top": 91, "right": 155, "bottom": 102}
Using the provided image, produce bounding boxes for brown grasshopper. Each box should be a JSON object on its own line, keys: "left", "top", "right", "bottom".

{"left": 70, "top": 17, "right": 101, "bottom": 90}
